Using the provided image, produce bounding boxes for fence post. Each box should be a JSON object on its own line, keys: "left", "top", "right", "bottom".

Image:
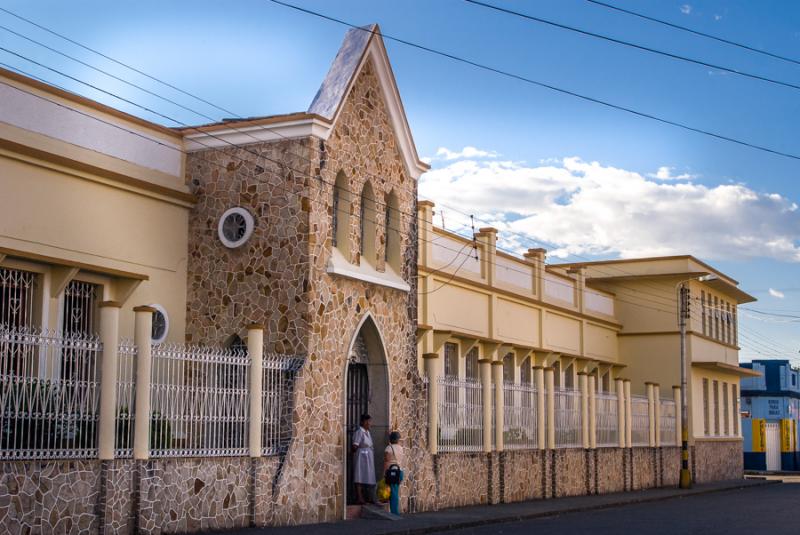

{"left": 545, "top": 367, "right": 556, "bottom": 449}
{"left": 579, "top": 372, "right": 589, "bottom": 449}
{"left": 480, "top": 358, "right": 493, "bottom": 452}
{"left": 424, "top": 353, "right": 440, "bottom": 455}
{"left": 248, "top": 324, "right": 264, "bottom": 458}
{"left": 492, "top": 360, "right": 505, "bottom": 451}
{"left": 535, "top": 366, "right": 546, "bottom": 449}
{"left": 616, "top": 378, "right": 625, "bottom": 448}
{"left": 653, "top": 384, "right": 661, "bottom": 447}
{"left": 624, "top": 380, "right": 632, "bottom": 448}
{"left": 98, "top": 301, "right": 121, "bottom": 460}
{"left": 133, "top": 306, "right": 154, "bottom": 460}
{"left": 589, "top": 374, "right": 597, "bottom": 449}
{"left": 646, "top": 382, "right": 656, "bottom": 447}
{"left": 673, "top": 385, "right": 682, "bottom": 447}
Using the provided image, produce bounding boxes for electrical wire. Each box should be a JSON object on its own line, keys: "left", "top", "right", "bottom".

{"left": 465, "top": 0, "right": 800, "bottom": 92}
{"left": 265, "top": 0, "right": 800, "bottom": 162}
{"left": 584, "top": 0, "right": 800, "bottom": 68}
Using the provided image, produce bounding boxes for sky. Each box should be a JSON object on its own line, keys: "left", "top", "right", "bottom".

{"left": 0, "top": 0, "right": 798, "bottom": 362}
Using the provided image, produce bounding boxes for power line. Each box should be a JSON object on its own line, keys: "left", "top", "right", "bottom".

{"left": 465, "top": 0, "right": 800, "bottom": 92}
{"left": 584, "top": 0, "right": 800, "bottom": 68}
{"left": 265, "top": 0, "right": 800, "bottom": 162}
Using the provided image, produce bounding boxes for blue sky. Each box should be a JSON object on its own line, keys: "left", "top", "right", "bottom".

{"left": 1, "top": 0, "right": 798, "bottom": 361}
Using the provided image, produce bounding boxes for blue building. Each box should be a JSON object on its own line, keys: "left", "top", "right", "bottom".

{"left": 741, "top": 360, "right": 800, "bottom": 471}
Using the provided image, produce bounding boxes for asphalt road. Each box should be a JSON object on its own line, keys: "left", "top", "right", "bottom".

{"left": 452, "top": 483, "right": 799, "bottom": 535}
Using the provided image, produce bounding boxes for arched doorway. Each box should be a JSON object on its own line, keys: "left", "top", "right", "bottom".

{"left": 344, "top": 314, "right": 390, "bottom": 507}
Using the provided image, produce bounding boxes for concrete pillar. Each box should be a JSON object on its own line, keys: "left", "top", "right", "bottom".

{"left": 579, "top": 372, "right": 589, "bottom": 449}
{"left": 417, "top": 200, "right": 435, "bottom": 267}
{"left": 589, "top": 374, "right": 597, "bottom": 449}
{"left": 653, "top": 384, "right": 661, "bottom": 447}
{"left": 616, "top": 378, "right": 626, "bottom": 448}
{"left": 545, "top": 367, "right": 556, "bottom": 449}
{"left": 535, "top": 366, "right": 546, "bottom": 449}
{"left": 624, "top": 379, "right": 632, "bottom": 448}
{"left": 524, "top": 248, "right": 546, "bottom": 299}
{"left": 133, "top": 306, "right": 154, "bottom": 460}
{"left": 424, "top": 352, "right": 440, "bottom": 454}
{"left": 480, "top": 358, "right": 493, "bottom": 452}
{"left": 492, "top": 360, "right": 504, "bottom": 451}
{"left": 97, "top": 301, "right": 121, "bottom": 460}
{"left": 646, "top": 382, "right": 656, "bottom": 447}
{"left": 248, "top": 324, "right": 264, "bottom": 458}
{"left": 673, "top": 385, "right": 682, "bottom": 447}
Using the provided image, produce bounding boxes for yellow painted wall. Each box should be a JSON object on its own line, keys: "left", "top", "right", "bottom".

{"left": 584, "top": 322, "right": 618, "bottom": 361}
{"left": 543, "top": 311, "right": 581, "bottom": 354}
{"left": 495, "top": 297, "right": 540, "bottom": 347}
{"left": 429, "top": 282, "right": 490, "bottom": 337}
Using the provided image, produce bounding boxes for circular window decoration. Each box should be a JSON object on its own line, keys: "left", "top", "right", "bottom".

{"left": 218, "top": 207, "right": 255, "bottom": 248}
{"left": 149, "top": 304, "right": 169, "bottom": 344}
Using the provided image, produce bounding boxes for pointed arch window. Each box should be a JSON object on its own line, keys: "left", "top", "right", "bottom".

{"left": 359, "top": 182, "right": 377, "bottom": 265}
{"left": 385, "top": 190, "right": 401, "bottom": 272}
{"left": 332, "top": 172, "right": 351, "bottom": 257}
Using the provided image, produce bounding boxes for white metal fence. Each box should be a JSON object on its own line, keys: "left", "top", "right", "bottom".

{"left": 503, "top": 382, "right": 538, "bottom": 450}
{"left": 150, "top": 344, "right": 250, "bottom": 457}
{"left": 596, "top": 391, "right": 619, "bottom": 447}
{"left": 115, "top": 340, "right": 136, "bottom": 458}
{"left": 262, "top": 354, "right": 304, "bottom": 456}
{"left": 437, "top": 376, "right": 483, "bottom": 452}
{"left": 0, "top": 326, "right": 101, "bottom": 460}
{"left": 631, "top": 395, "right": 650, "bottom": 447}
{"left": 659, "top": 399, "right": 677, "bottom": 446}
{"left": 554, "top": 387, "right": 582, "bottom": 448}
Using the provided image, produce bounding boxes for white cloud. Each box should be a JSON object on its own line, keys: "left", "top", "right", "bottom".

{"left": 769, "top": 288, "right": 786, "bottom": 299}
{"left": 419, "top": 154, "right": 800, "bottom": 262}
{"left": 649, "top": 166, "right": 696, "bottom": 180}
{"left": 433, "top": 146, "right": 498, "bottom": 161}
{"left": 714, "top": 14, "right": 722, "bottom": 20}
{"left": 680, "top": 4, "right": 692, "bottom": 14}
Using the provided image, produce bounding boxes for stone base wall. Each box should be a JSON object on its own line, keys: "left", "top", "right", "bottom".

{"left": 0, "top": 443, "right": 745, "bottom": 533}
{"left": 692, "top": 440, "right": 743, "bottom": 483}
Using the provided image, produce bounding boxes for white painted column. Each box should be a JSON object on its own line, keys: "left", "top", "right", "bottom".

{"left": 589, "top": 375, "right": 597, "bottom": 449}
{"left": 425, "top": 352, "right": 440, "bottom": 454}
{"left": 248, "top": 324, "right": 264, "bottom": 458}
{"left": 646, "top": 382, "right": 656, "bottom": 447}
{"left": 535, "top": 366, "right": 546, "bottom": 450}
{"left": 545, "top": 367, "right": 556, "bottom": 450}
{"left": 133, "top": 306, "right": 154, "bottom": 460}
{"left": 579, "top": 372, "right": 589, "bottom": 449}
{"left": 653, "top": 384, "right": 661, "bottom": 447}
{"left": 624, "top": 380, "right": 632, "bottom": 448}
{"left": 616, "top": 378, "right": 626, "bottom": 448}
{"left": 480, "top": 358, "right": 493, "bottom": 452}
{"left": 492, "top": 361, "right": 505, "bottom": 451}
{"left": 98, "top": 301, "right": 121, "bottom": 460}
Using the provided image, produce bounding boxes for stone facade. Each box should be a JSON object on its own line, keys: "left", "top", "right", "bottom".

{"left": 631, "top": 447, "right": 658, "bottom": 490}
{"left": 500, "top": 450, "right": 546, "bottom": 503}
{"left": 553, "top": 449, "right": 589, "bottom": 498}
{"left": 692, "top": 440, "right": 743, "bottom": 483}
{"left": 595, "top": 448, "right": 625, "bottom": 494}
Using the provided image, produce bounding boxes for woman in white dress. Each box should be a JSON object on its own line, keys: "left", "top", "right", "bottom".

{"left": 351, "top": 414, "right": 376, "bottom": 504}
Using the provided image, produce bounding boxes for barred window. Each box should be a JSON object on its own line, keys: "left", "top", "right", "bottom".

{"left": 702, "top": 378, "right": 710, "bottom": 436}
{"left": 465, "top": 347, "right": 479, "bottom": 381}
{"left": 0, "top": 266, "right": 40, "bottom": 376}
{"left": 503, "top": 352, "right": 515, "bottom": 406}
{"left": 444, "top": 342, "right": 458, "bottom": 378}
{"left": 723, "top": 382, "right": 730, "bottom": 436}
{"left": 713, "top": 380, "right": 720, "bottom": 436}
{"left": 61, "top": 280, "right": 100, "bottom": 382}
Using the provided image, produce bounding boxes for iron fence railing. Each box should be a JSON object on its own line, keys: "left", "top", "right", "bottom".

{"left": 631, "top": 395, "right": 650, "bottom": 447}
{"left": 554, "top": 387, "right": 582, "bottom": 448}
{"left": 262, "top": 353, "right": 304, "bottom": 456}
{"left": 596, "top": 391, "right": 619, "bottom": 447}
{"left": 503, "top": 381, "right": 538, "bottom": 450}
{"left": 437, "top": 376, "right": 483, "bottom": 452}
{"left": 115, "top": 340, "right": 136, "bottom": 458}
{"left": 0, "top": 326, "right": 101, "bottom": 460}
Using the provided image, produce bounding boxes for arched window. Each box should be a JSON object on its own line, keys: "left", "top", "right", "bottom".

{"left": 332, "top": 171, "right": 351, "bottom": 258}
{"left": 359, "top": 182, "right": 377, "bottom": 265}
{"left": 384, "top": 190, "right": 401, "bottom": 272}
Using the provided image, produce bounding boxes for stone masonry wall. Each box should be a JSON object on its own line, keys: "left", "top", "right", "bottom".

{"left": 692, "top": 440, "right": 743, "bottom": 483}
{"left": 553, "top": 449, "right": 589, "bottom": 498}
{"left": 596, "top": 448, "right": 625, "bottom": 494}
{"left": 500, "top": 450, "right": 545, "bottom": 503}
{"left": 631, "top": 447, "right": 658, "bottom": 490}
{"left": 434, "top": 453, "right": 491, "bottom": 509}
{"left": 660, "top": 446, "right": 681, "bottom": 487}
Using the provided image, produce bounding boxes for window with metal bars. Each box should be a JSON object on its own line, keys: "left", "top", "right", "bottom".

{"left": 723, "top": 382, "right": 730, "bottom": 436}
{"left": 465, "top": 347, "right": 479, "bottom": 381}
{"left": 520, "top": 357, "right": 532, "bottom": 407}
{"left": 61, "top": 280, "right": 100, "bottom": 382}
{"left": 443, "top": 342, "right": 459, "bottom": 409}
{"left": 703, "top": 378, "right": 710, "bottom": 436}
{"left": 0, "top": 267, "right": 38, "bottom": 331}
{"left": 503, "top": 352, "right": 514, "bottom": 407}
{"left": 713, "top": 380, "right": 720, "bottom": 436}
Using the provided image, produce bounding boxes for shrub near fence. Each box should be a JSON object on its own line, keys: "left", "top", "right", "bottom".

{"left": 0, "top": 326, "right": 101, "bottom": 460}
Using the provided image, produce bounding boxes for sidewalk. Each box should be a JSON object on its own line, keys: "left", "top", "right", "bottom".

{"left": 228, "top": 479, "right": 777, "bottom": 535}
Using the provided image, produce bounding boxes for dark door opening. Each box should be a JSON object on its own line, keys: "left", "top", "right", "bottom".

{"left": 346, "top": 362, "right": 369, "bottom": 505}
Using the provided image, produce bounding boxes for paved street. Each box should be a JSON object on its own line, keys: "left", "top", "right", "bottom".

{"left": 453, "top": 483, "right": 799, "bottom": 535}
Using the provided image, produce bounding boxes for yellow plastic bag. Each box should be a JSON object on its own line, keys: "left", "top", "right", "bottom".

{"left": 377, "top": 478, "right": 391, "bottom": 502}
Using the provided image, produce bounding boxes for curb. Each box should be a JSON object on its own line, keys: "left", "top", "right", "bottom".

{"left": 373, "top": 479, "right": 779, "bottom": 535}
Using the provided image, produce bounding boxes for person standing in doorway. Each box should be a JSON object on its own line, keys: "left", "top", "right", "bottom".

{"left": 384, "top": 431, "right": 404, "bottom": 515}
{"left": 352, "top": 414, "right": 375, "bottom": 504}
